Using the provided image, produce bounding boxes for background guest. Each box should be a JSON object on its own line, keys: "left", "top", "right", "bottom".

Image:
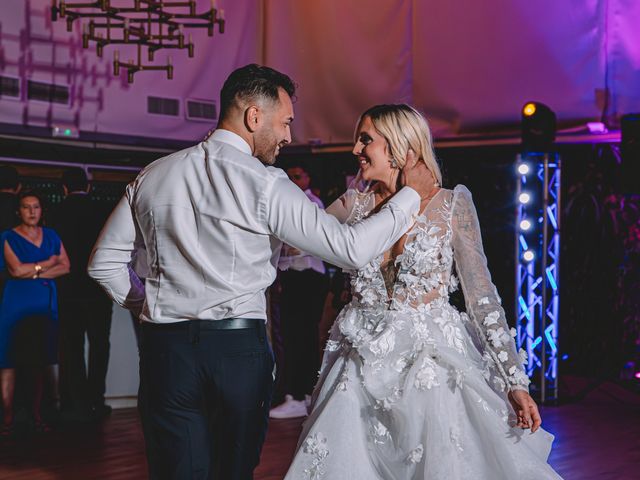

{"left": 0, "top": 191, "right": 69, "bottom": 435}
{"left": 0, "top": 165, "right": 21, "bottom": 233}
{"left": 0, "top": 165, "right": 21, "bottom": 298}
{"left": 270, "top": 164, "right": 329, "bottom": 419}
{"left": 52, "top": 168, "right": 114, "bottom": 421}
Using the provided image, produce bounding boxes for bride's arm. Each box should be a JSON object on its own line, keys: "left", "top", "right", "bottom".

{"left": 325, "top": 178, "right": 381, "bottom": 225}
{"left": 450, "top": 185, "right": 530, "bottom": 393}
{"left": 325, "top": 190, "right": 356, "bottom": 223}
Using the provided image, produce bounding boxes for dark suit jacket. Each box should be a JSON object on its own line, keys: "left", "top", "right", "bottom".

{"left": 52, "top": 193, "right": 112, "bottom": 301}
{"left": 0, "top": 192, "right": 19, "bottom": 293}
{"left": 0, "top": 192, "right": 18, "bottom": 233}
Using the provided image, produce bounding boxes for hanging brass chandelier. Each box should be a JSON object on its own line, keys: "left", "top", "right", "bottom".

{"left": 51, "top": 0, "right": 225, "bottom": 83}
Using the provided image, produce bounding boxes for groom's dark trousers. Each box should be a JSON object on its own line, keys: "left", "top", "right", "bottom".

{"left": 138, "top": 319, "right": 274, "bottom": 480}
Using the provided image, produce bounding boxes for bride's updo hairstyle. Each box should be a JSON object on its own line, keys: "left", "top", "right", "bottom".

{"left": 356, "top": 104, "right": 442, "bottom": 186}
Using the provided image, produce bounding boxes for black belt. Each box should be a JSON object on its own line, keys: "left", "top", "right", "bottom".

{"left": 141, "top": 318, "right": 264, "bottom": 331}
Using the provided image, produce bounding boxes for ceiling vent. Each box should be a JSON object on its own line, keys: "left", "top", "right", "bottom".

{"left": 0, "top": 76, "right": 20, "bottom": 99}
{"left": 186, "top": 99, "right": 217, "bottom": 122}
{"left": 27, "top": 80, "right": 69, "bottom": 104}
{"left": 147, "top": 96, "right": 180, "bottom": 116}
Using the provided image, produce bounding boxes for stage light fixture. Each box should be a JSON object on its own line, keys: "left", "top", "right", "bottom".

{"left": 518, "top": 192, "right": 531, "bottom": 204}
{"left": 521, "top": 101, "right": 556, "bottom": 152}
{"left": 523, "top": 103, "right": 536, "bottom": 117}
{"left": 523, "top": 250, "right": 535, "bottom": 262}
{"left": 520, "top": 219, "right": 532, "bottom": 231}
{"left": 517, "top": 163, "right": 530, "bottom": 175}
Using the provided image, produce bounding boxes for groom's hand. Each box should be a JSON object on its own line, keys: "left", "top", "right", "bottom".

{"left": 400, "top": 150, "right": 436, "bottom": 197}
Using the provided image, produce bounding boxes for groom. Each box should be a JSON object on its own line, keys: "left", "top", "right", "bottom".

{"left": 89, "top": 63, "right": 433, "bottom": 479}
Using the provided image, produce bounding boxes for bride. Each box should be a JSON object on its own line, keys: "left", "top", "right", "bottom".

{"left": 284, "top": 104, "right": 562, "bottom": 479}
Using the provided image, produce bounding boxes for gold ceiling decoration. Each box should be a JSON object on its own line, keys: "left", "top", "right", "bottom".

{"left": 51, "top": 0, "right": 225, "bottom": 83}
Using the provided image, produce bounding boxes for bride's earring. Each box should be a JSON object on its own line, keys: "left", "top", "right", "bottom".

{"left": 389, "top": 157, "right": 399, "bottom": 169}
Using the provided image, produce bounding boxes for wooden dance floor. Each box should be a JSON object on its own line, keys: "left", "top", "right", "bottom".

{"left": 0, "top": 380, "right": 638, "bottom": 479}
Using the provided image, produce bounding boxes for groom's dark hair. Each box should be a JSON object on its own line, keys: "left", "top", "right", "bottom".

{"left": 218, "top": 64, "right": 296, "bottom": 123}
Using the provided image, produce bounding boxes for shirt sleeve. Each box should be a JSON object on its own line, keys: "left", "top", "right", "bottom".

{"left": 450, "top": 185, "right": 530, "bottom": 393}
{"left": 87, "top": 185, "right": 146, "bottom": 316}
{"left": 267, "top": 177, "right": 420, "bottom": 270}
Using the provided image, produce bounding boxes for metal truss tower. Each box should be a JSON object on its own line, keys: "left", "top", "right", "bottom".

{"left": 515, "top": 152, "right": 561, "bottom": 404}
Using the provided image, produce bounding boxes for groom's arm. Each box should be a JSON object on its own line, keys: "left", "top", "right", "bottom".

{"left": 88, "top": 186, "right": 146, "bottom": 316}
{"left": 267, "top": 176, "right": 419, "bottom": 270}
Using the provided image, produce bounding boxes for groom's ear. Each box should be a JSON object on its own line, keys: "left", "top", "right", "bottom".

{"left": 244, "top": 105, "right": 261, "bottom": 133}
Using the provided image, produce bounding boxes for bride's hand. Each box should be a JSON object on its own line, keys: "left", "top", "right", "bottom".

{"left": 508, "top": 390, "right": 542, "bottom": 432}
{"left": 400, "top": 150, "right": 435, "bottom": 197}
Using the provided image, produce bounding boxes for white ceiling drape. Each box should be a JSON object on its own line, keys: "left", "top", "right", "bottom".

{"left": 0, "top": 0, "right": 637, "bottom": 144}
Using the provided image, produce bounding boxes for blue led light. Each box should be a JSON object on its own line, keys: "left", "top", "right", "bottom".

{"left": 544, "top": 325, "right": 557, "bottom": 352}
{"left": 545, "top": 267, "right": 557, "bottom": 291}
{"left": 519, "top": 235, "right": 529, "bottom": 250}
{"left": 546, "top": 206, "right": 558, "bottom": 229}
{"left": 531, "top": 277, "right": 542, "bottom": 290}
{"left": 518, "top": 296, "right": 531, "bottom": 320}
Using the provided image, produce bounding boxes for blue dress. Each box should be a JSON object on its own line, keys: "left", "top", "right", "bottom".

{"left": 0, "top": 227, "right": 61, "bottom": 368}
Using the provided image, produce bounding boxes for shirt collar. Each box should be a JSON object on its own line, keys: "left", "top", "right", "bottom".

{"left": 209, "top": 129, "right": 252, "bottom": 156}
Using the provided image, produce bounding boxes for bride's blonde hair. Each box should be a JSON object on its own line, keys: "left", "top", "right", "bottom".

{"left": 355, "top": 104, "right": 442, "bottom": 186}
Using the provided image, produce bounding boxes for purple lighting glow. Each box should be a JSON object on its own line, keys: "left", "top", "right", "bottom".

{"left": 635, "top": 372, "right": 640, "bottom": 380}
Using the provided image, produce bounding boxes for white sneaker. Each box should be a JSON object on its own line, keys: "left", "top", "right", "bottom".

{"left": 269, "top": 394, "right": 308, "bottom": 419}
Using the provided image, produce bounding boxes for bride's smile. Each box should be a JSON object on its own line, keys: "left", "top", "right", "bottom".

{"left": 352, "top": 116, "right": 397, "bottom": 186}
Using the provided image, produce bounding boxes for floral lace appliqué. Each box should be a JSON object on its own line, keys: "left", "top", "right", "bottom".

{"left": 414, "top": 356, "right": 439, "bottom": 390}
{"left": 302, "top": 433, "right": 329, "bottom": 480}
{"left": 336, "top": 371, "right": 349, "bottom": 391}
{"left": 405, "top": 444, "right": 424, "bottom": 464}
{"left": 370, "top": 420, "right": 391, "bottom": 445}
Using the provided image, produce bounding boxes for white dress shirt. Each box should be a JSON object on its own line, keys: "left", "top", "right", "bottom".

{"left": 277, "top": 189, "right": 326, "bottom": 275}
{"left": 88, "top": 129, "right": 420, "bottom": 323}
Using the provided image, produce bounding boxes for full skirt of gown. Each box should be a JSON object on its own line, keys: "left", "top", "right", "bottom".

{"left": 284, "top": 300, "right": 562, "bottom": 480}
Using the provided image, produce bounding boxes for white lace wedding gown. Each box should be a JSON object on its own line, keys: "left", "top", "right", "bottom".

{"left": 284, "top": 185, "right": 563, "bottom": 480}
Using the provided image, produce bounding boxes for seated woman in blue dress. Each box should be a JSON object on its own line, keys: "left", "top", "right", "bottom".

{"left": 0, "top": 191, "right": 70, "bottom": 435}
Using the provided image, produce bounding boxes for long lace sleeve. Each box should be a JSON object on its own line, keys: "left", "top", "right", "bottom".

{"left": 325, "top": 189, "right": 375, "bottom": 226}
{"left": 325, "top": 190, "right": 357, "bottom": 224}
{"left": 450, "top": 185, "right": 530, "bottom": 393}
